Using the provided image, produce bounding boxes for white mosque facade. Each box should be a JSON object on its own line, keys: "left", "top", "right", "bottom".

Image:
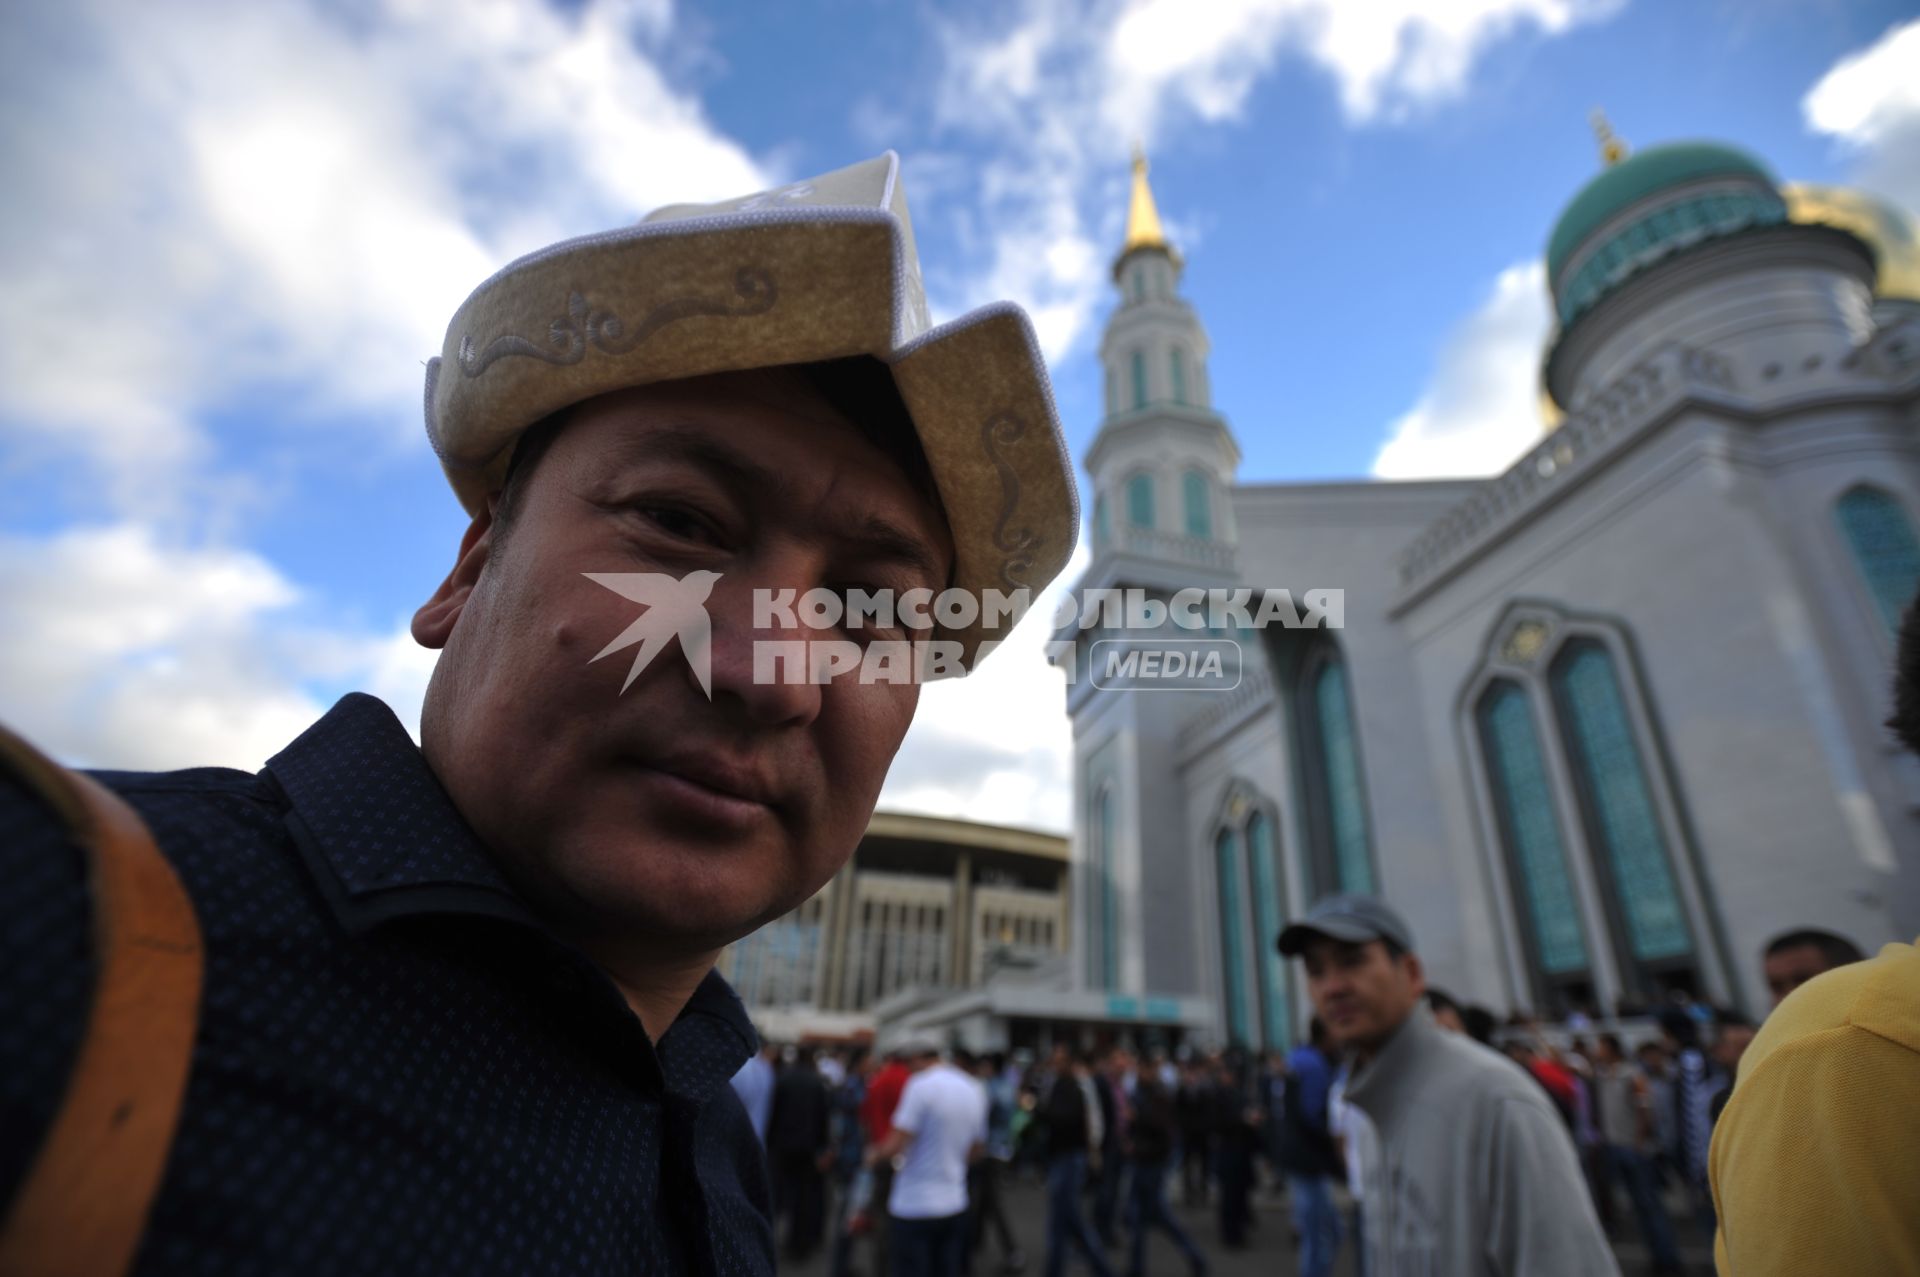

{"left": 1058, "top": 139, "right": 1920, "bottom": 1045}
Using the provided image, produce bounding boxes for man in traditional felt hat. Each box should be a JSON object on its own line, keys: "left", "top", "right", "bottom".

{"left": 0, "top": 153, "right": 1077, "bottom": 1276}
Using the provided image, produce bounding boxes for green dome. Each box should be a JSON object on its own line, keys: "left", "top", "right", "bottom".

{"left": 1547, "top": 142, "right": 1777, "bottom": 283}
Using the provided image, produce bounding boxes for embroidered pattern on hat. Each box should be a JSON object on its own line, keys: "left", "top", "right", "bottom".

{"left": 456, "top": 268, "right": 778, "bottom": 378}
{"left": 982, "top": 411, "right": 1040, "bottom": 588}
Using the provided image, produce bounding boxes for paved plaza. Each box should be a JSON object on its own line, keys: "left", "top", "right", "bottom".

{"left": 784, "top": 1172, "right": 1717, "bottom": 1276}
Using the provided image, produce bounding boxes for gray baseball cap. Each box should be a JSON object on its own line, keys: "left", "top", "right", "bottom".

{"left": 1275, "top": 893, "right": 1416, "bottom": 957}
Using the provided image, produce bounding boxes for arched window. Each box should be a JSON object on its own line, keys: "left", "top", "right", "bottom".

{"left": 1836, "top": 485, "right": 1920, "bottom": 632}
{"left": 1093, "top": 494, "right": 1110, "bottom": 551}
{"left": 1296, "top": 643, "right": 1375, "bottom": 898}
{"left": 1130, "top": 267, "right": 1145, "bottom": 303}
{"left": 1477, "top": 681, "right": 1591, "bottom": 1010}
{"left": 1246, "top": 813, "right": 1290, "bottom": 1050}
{"left": 1127, "top": 473, "right": 1155, "bottom": 529}
{"left": 1171, "top": 346, "right": 1188, "bottom": 405}
{"left": 1215, "top": 828, "right": 1253, "bottom": 1046}
{"left": 1182, "top": 469, "right": 1211, "bottom": 539}
{"left": 1131, "top": 350, "right": 1148, "bottom": 409}
{"left": 1092, "top": 788, "right": 1117, "bottom": 989}
{"left": 1107, "top": 367, "right": 1120, "bottom": 417}
{"left": 1551, "top": 641, "right": 1694, "bottom": 995}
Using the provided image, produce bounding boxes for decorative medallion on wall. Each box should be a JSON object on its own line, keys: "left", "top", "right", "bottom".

{"left": 1501, "top": 618, "right": 1553, "bottom": 665}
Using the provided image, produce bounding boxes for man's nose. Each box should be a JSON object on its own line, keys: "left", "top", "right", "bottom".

{"left": 702, "top": 563, "right": 833, "bottom": 727}
{"left": 1311, "top": 970, "right": 1350, "bottom": 1000}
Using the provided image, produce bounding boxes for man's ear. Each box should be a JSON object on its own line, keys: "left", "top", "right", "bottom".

{"left": 1403, "top": 951, "right": 1427, "bottom": 999}
{"left": 412, "top": 499, "right": 498, "bottom": 649}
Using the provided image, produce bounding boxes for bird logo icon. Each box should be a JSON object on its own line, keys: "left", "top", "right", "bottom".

{"left": 583, "top": 570, "right": 723, "bottom": 697}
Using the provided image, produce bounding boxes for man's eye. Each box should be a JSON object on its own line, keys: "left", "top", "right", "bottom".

{"left": 840, "top": 602, "right": 905, "bottom": 642}
{"left": 637, "top": 505, "right": 720, "bottom": 544}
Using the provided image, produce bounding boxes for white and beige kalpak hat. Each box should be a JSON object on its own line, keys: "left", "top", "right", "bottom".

{"left": 424, "top": 151, "right": 1078, "bottom": 669}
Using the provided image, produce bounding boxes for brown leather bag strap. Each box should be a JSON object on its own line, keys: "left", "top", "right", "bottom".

{"left": 0, "top": 725, "right": 204, "bottom": 1277}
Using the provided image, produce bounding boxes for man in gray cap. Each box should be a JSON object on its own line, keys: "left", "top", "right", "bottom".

{"left": 1276, "top": 895, "right": 1619, "bottom": 1276}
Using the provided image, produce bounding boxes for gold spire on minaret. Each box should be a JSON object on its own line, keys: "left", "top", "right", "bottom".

{"left": 1589, "top": 109, "right": 1629, "bottom": 166}
{"left": 1122, "top": 144, "right": 1170, "bottom": 254}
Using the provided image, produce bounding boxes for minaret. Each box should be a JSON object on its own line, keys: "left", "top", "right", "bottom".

{"left": 1059, "top": 152, "right": 1243, "bottom": 1004}
{"left": 1088, "top": 149, "right": 1241, "bottom": 565}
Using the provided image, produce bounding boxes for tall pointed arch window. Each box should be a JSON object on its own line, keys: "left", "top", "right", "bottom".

{"left": 1093, "top": 494, "right": 1110, "bottom": 552}
{"left": 1107, "top": 368, "right": 1120, "bottom": 418}
{"left": 1171, "top": 347, "right": 1188, "bottom": 405}
{"left": 1551, "top": 641, "right": 1693, "bottom": 994}
{"left": 1127, "top": 473, "right": 1155, "bottom": 529}
{"left": 1295, "top": 642, "right": 1375, "bottom": 898}
{"left": 1477, "top": 680, "right": 1591, "bottom": 1009}
{"left": 1836, "top": 484, "right": 1920, "bottom": 632}
{"left": 1182, "top": 470, "right": 1211, "bottom": 540}
{"left": 1246, "top": 813, "right": 1290, "bottom": 1049}
{"left": 1214, "top": 828, "right": 1253, "bottom": 1046}
{"left": 1130, "top": 351, "right": 1148, "bottom": 409}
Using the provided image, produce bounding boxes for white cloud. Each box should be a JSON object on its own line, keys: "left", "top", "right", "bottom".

{"left": 1370, "top": 261, "right": 1551, "bottom": 479}
{"left": 880, "top": 543, "right": 1090, "bottom": 832}
{"left": 926, "top": 0, "right": 1620, "bottom": 368}
{"left": 1804, "top": 18, "right": 1920, "bottom": 210}
{"left": 0, "top": 523, "right": 433, "bottom": 771}
{"left": 0, "top": 0, "right": 768, "bottom": 516}
{"left": 1105, "top": 0, "right": 1620, "bottom": 132}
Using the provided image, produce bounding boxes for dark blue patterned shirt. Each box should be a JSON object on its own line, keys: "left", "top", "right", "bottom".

{"left": 0, "top": 693, "right": 773, "bottom": 1276}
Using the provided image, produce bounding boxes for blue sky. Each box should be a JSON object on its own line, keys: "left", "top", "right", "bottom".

{"left": 3, "top": 0, "right": 1917, "bottom": 830}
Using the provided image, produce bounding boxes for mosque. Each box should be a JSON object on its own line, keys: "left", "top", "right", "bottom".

{"left": 1058, "top": 127, "right": 1920, "bottom": 1046}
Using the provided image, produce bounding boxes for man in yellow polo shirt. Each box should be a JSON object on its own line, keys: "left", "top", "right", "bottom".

{"left": 1710, "top": 602, "right": 1920, "bottom": 1274}
{"left": 1709, "top": 935, "right": 1920, "bottom": 1273}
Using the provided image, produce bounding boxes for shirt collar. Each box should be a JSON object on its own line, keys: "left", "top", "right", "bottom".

{"left": 661, "top": 968, "right": 761, "bottom": 1090}
{"left": 265, "top": 692, "right": 540, "bottom": 934}
{"left": 1343, "top": 1002, "right": 1439, "bottom": 1117}
{"left": 266, "top": 694, "right": 760, "bottom": 1071}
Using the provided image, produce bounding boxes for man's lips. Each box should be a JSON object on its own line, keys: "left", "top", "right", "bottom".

{"left": 635, "top": 749, "right": 784, "bottom": 814}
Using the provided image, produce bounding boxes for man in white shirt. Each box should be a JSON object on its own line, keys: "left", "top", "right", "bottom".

{"left": 1327, "top": 1064, "right": 1374, "bottom": 1277}
{"left": 868, "top": 1039, "right": 987, "bottom": 1277}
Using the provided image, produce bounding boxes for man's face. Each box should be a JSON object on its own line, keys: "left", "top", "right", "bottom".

{"left": 1301, "top": 935, "right": 1425, "bottom": 1054}
{"left": 1713, "top": 1024, "right": 1756, "bottom": 1072}
{"left": 414, "top": 368, "right": 951, "bottom": 959}
{"left": 1764, "top": 943, "right": 1838, "bottom": 1007}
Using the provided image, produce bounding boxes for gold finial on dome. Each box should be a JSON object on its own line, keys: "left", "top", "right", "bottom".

{"left": 1590, "top": 109, "right": 1629, "bottom": 166}
{"left": 1122, "top": 143, "right": 1171, "bottom": 254}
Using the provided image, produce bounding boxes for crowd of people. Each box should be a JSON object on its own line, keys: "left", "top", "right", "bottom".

{"left": 731, "top": 1031, "right": 1351, "bottom": 1277}
{"left": 731, "top": 913, "right": 1881, "bottom": 1277}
